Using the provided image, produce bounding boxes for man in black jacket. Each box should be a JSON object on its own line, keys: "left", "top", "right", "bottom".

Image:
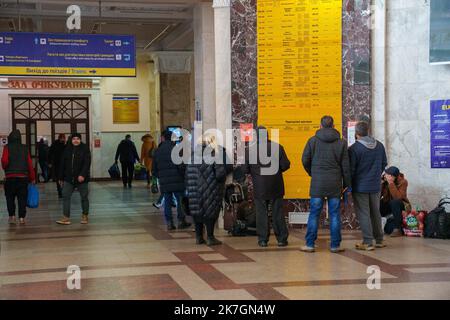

{"left": 115, "top": 134, "right": 140, "bottom": 188}
{"left": 349, "top": 121, "right": 388, "bottom": 251}
{"left": 244, "top": 126, "right": 291, "bottom": 247}
{"left": 37, "top": 138, "right": 50, "bottom": 182}
{"left": 152, "top": 130, "right": 191, "bottom": 231}
{"left": 56, "top": 133, "right": 91, "bottom": 225}
{"left": 49, "top": 133, "right": 66, "bottom": 198}
{"left": 301, "top": 115, "right": 351, "bottom": 253}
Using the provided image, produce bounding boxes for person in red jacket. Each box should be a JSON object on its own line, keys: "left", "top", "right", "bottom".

{"left": 1, "top": 129, "right": 36, "bottom": 225}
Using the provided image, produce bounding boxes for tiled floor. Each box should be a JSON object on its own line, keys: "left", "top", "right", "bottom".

{"left": 0, "top": 182, "right": 449, "bottom": 300}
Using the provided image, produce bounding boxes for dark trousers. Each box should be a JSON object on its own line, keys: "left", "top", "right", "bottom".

{"left": 56, "top": 181, "right": 63, "bottom": 198}
{"left": 254, "top": 198, "right": 288, "bottom": 243}
{"left": 194, "top": 216, "right": 216, "bottom": 239}
{"left": 39, "top": 160, "right": 49, "bottom": 182}
{"left": 4, "top": 178, "right": 28, "bottom": 218}
{"left": 121, "top": 161, "right": 134, "bottom": 186}
{"left": 62, "top": 182, "right": 89, "bottom": 218}
{"left": 54, "top": 165, "right": 62, "bottom": 197}
{"left": 380, "top": 199, "right": 405, "bottom": 234}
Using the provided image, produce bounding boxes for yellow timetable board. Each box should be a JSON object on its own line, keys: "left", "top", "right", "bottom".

{"left": 257, "top": 0, "right": 343, "bottom": 199}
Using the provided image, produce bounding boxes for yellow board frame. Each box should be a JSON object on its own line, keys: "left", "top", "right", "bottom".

{"left": 257, "top": 0, "right": 343, "bottom": 199}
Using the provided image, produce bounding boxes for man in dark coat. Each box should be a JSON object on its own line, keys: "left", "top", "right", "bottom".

{"left": 56, "top": 133, "right": 91, "bottom": 225}
{"left": 244, "top": 126, "right": 291, "bottom": 248}
{"left": 152, "top": 130, "right": 191, "bottom": 231}
{"left": 1, "top": 129, "right": 36, "bottom": 225}
{"left": 349, "top": 121, "right": 388, "bottom": 251}
{"left": 115, "top": 134, "right": 140, "bottom": 188}
{"left": 301, "top": 115, "right": 351, "bottom": 253}
{"left": 37, "top": 138, "right": 50, "bottom": 182}
{"left": 186, "top": 141, "right": 232, "bottom": 246}
{"left": 48, "top": 134, "right": 66, "bottom": 198}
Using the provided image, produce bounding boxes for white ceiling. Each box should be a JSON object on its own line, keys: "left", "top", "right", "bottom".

{"left": 0, "top": 0, "right": 211, "bottom": 50}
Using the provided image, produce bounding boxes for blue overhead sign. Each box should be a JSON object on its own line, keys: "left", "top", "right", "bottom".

{"left": 0, "top": 32, "right": 136, "bottom": 77}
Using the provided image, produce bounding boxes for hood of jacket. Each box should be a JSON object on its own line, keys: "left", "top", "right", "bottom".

{"left": 357, "top": 136, "right": 377, "bottom": 150}
{"left": 8, "top": 130, "right": 21, "bottom": 144}
{"left": 141, "top": 134, "right": 154, "bottom": 143}
{"left": 315, "top": 128, "right": 340, "bottom": 143}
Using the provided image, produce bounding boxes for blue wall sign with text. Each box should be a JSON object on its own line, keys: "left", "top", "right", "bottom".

{"left": 431, "top": 100, "right": 450, "bottom": 168}
{"left": 0, "top": 32, "right": 136, "bottom": 77}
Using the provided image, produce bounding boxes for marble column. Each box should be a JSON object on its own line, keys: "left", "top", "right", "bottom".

{"left": 194, "top": 3, "right": 216, "bottom": 131}
{"left": 213, "top": 0, "right": 232, "bottom": 141}
{"left": 371, "top": 0, "right": 387, "bottom": 144}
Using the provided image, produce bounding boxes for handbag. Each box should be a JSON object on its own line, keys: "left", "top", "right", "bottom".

{"left": 151, "top": 177, "right": 159, "bottom": 194}
{"left": 108, "top": 163, "right": 121, "bottom": 179}
{"left": 27, "top": 184, "right": 39, "bottom": 208}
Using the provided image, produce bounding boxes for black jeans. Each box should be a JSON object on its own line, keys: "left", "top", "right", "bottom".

{"left": 380, "top": 199, "right": 405, "bottom": 234}
{"left": 39, "top": 160, "right": 49, "bottom": 182}
{"left": 4, "top": 178, "right": 28, "bottom": 218}
{"left": 254, "top": 198, "right": 288, "bottom": 243}
{"left": 121, "top": 161, "right": 134, "bottom": 186}
{"left": 194, "top": 216, "right": 216, "bottom": 239}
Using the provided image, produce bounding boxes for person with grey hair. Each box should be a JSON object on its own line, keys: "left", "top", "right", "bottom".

{"left": 301, "top": 115, "right": 351, "bottom": 253}
{"left": 349, "top": 121, "right": 388, "bottom": 251}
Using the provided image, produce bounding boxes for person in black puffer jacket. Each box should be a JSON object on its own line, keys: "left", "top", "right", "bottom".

{"left": 56, "top": 133, "right": 91, "bottom": 226}
{"left": 301, "top": 115, "right": 351, "bottom": 253}
{"left": 185, "top": 133, "right": 233, "bottom": 246}
{"left": 152, "top": 130, "right": 191, "bottom": 231}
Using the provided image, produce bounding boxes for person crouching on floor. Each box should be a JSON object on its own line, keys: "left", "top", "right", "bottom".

{"left": 380, "top": 166, "right": 411, "bottom": 237}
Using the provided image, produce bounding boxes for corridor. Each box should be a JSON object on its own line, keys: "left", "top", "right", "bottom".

{"left": 0, "top": 182, "right": 449, "bottom": 300}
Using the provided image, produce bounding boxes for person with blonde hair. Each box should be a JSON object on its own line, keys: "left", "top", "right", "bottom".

{"left": 186, "top": 132, "right": 233, "bottom": 245}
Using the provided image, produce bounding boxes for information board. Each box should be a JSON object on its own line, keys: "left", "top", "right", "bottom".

{"left": 0, "top": 32, "right": 135, "bottom": 77}
{"left": 431, "top": 100, "right": 450, "bottom": 168}
{"left": 113, "top": 96, "right": 139, "bottom": 124}
{"left": 257, "top": 0, "right": 343, "bottom": 199}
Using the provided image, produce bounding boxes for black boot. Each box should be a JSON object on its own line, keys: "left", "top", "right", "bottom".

{"left": 196, "top": 237, "right": 206, "bottom": 245}
{"left": 167, "top": 223, "right": 176, "bottom": 231}
{"left": 178, "top": 220, "right": 191, "bottom": 229}
{"left": 207, "top": 237, "right": 222, "bottom": 246}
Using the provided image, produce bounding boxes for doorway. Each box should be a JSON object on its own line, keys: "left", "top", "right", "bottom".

{"left": 11, "top": 97, "right": 90, "bottom": 177}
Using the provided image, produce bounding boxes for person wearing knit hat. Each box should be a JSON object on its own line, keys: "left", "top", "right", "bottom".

{"left": 56, "top": 133, "right": 91, "bottom": 225}
{"left": 380, "top": 166, "right": 411, "bottom": 237}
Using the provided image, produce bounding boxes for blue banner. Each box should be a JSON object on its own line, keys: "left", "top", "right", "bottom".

{"left": 0, "top": 32, "right": 135, "bottom": 77}
{"left": 431, "top": 100, "right": 450, "bottom": 168}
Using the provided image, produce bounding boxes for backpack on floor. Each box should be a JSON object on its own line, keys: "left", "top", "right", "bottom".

{"left": 424, "top": 198, "right": 450, "bottom": 239}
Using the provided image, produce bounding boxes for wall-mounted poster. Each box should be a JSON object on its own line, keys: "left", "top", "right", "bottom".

{"left": 431, "top": 100, "right": 450, "bottom": 168}
{"left": 430, "top": 0, "right": 450, "bottom": 64}
{"left": 113, "top": 96, "right": 139, "bottom": 124}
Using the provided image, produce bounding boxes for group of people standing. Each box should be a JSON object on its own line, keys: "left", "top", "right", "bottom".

{"left": 300, "top": 116, "right": 410, "bottom": 252}
{"left": 2, "top": 117, "right": 410, "bottom": 252}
